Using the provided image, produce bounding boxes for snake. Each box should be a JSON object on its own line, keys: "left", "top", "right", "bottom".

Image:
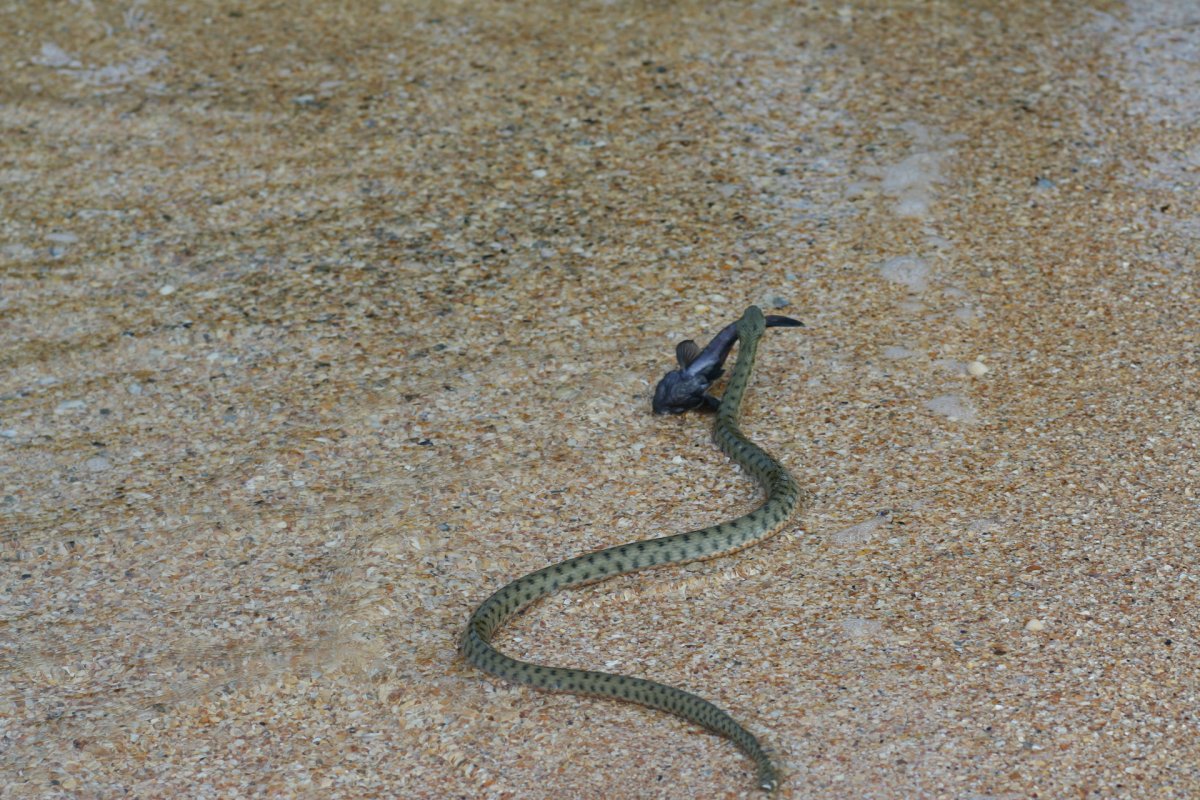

{"left": 460, "top": 305, "right": 808, "bottom": 793}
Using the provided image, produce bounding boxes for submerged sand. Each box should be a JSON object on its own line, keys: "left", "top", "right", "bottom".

{"left": 2, "top": 2, "right": 1198, "bottom": 798}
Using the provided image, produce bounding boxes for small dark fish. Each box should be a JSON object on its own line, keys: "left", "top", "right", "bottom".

{"left": 652, "top": 314, "right": 803, "bottom": 414}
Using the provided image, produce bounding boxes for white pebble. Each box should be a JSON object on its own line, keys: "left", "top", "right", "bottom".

{"left": 841, "top": 617, "right": 883, "bottom": 638}
{"left": 159, "top": 284, "right": 176, "bottom": 296}
{"left": 1, "top": 429, "right": 17, "bottom": 438}
{"left": 85, "top": 456, "right": 111, "bottom": 472}
{"left": 35, "top": 42, "right": 81, "bottom": 69}
{"left": 925, "top": 393, "right": 977, "bottom": 423}
{"left": 967, "top": 360, "right": 989, "bottom": 376}
{"left": 1024, "top": 619, "right": 1046, "bottom": 632}
{"left": 877, "top": 255, "right": 930, "bottom": 292}
{"left": 55, "top": 399, "right": 86, "bottom": 414}
{"left": 883, "top": 345, "right": 917, "bottom": 360}
{"left": 832, "top": 515, "right": 886, "bottom": 545}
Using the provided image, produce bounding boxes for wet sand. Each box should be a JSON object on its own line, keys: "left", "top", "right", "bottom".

{"left": 2, "top": 2, "right": 1198, "bottom": 798}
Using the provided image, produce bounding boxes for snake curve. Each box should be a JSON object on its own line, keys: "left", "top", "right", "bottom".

{"left": 460, "top": 305, "right": 808, "bottom": 793}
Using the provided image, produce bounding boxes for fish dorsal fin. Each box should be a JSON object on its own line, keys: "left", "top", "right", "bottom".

{"left": 675, "top": 339, "right": 702, "bottom": 369}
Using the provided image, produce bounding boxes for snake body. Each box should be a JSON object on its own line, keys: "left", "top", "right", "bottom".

{"left": 461, "top": 306, "right": 806, "bottom": 793}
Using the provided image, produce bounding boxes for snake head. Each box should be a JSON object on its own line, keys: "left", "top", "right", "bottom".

{"left": 651, "top": 311, "right": 803, "bottom": 415}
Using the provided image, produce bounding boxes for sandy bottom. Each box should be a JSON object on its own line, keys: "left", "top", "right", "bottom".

{"left": 3, "top": 2, "right": 1199, "bottom": 798}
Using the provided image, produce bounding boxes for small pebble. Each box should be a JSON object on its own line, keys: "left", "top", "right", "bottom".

{"left": 883, "top": 345, "right": 917, "bottom": 360}
{"left": 85, "top": 456, "right": 111, "bottom": 472}
{"left": 925, "top": 394, "right": 977, "bottom": 423}
{"left": 0, "top": 429, "right": 16, "bottom": 438}
{"left": 55, "top": 399, "right": 86, "bottom": 414}
{"left": 967, "top": 360, "right": 989, "bottom": 376}
{"left": 159, "top": 284, "right": 176, "bottom": 296}
{"left": 878, "top": 255, "right": 930, "bottom": 292}
{"left": 1025, "top": 619, "right": 1046, "bottom": 632}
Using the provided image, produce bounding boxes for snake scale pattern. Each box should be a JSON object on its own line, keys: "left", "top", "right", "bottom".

{"left": 461, "top": 306, "right": 808, "bottom": 793}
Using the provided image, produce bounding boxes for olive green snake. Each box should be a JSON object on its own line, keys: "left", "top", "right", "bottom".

{"left": 460, "top": 305, "right": 808, "bottom": 793}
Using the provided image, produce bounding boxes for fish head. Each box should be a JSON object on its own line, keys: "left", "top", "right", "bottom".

{"left": 651, "top": 368, "right": 713, "bottom": 415}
